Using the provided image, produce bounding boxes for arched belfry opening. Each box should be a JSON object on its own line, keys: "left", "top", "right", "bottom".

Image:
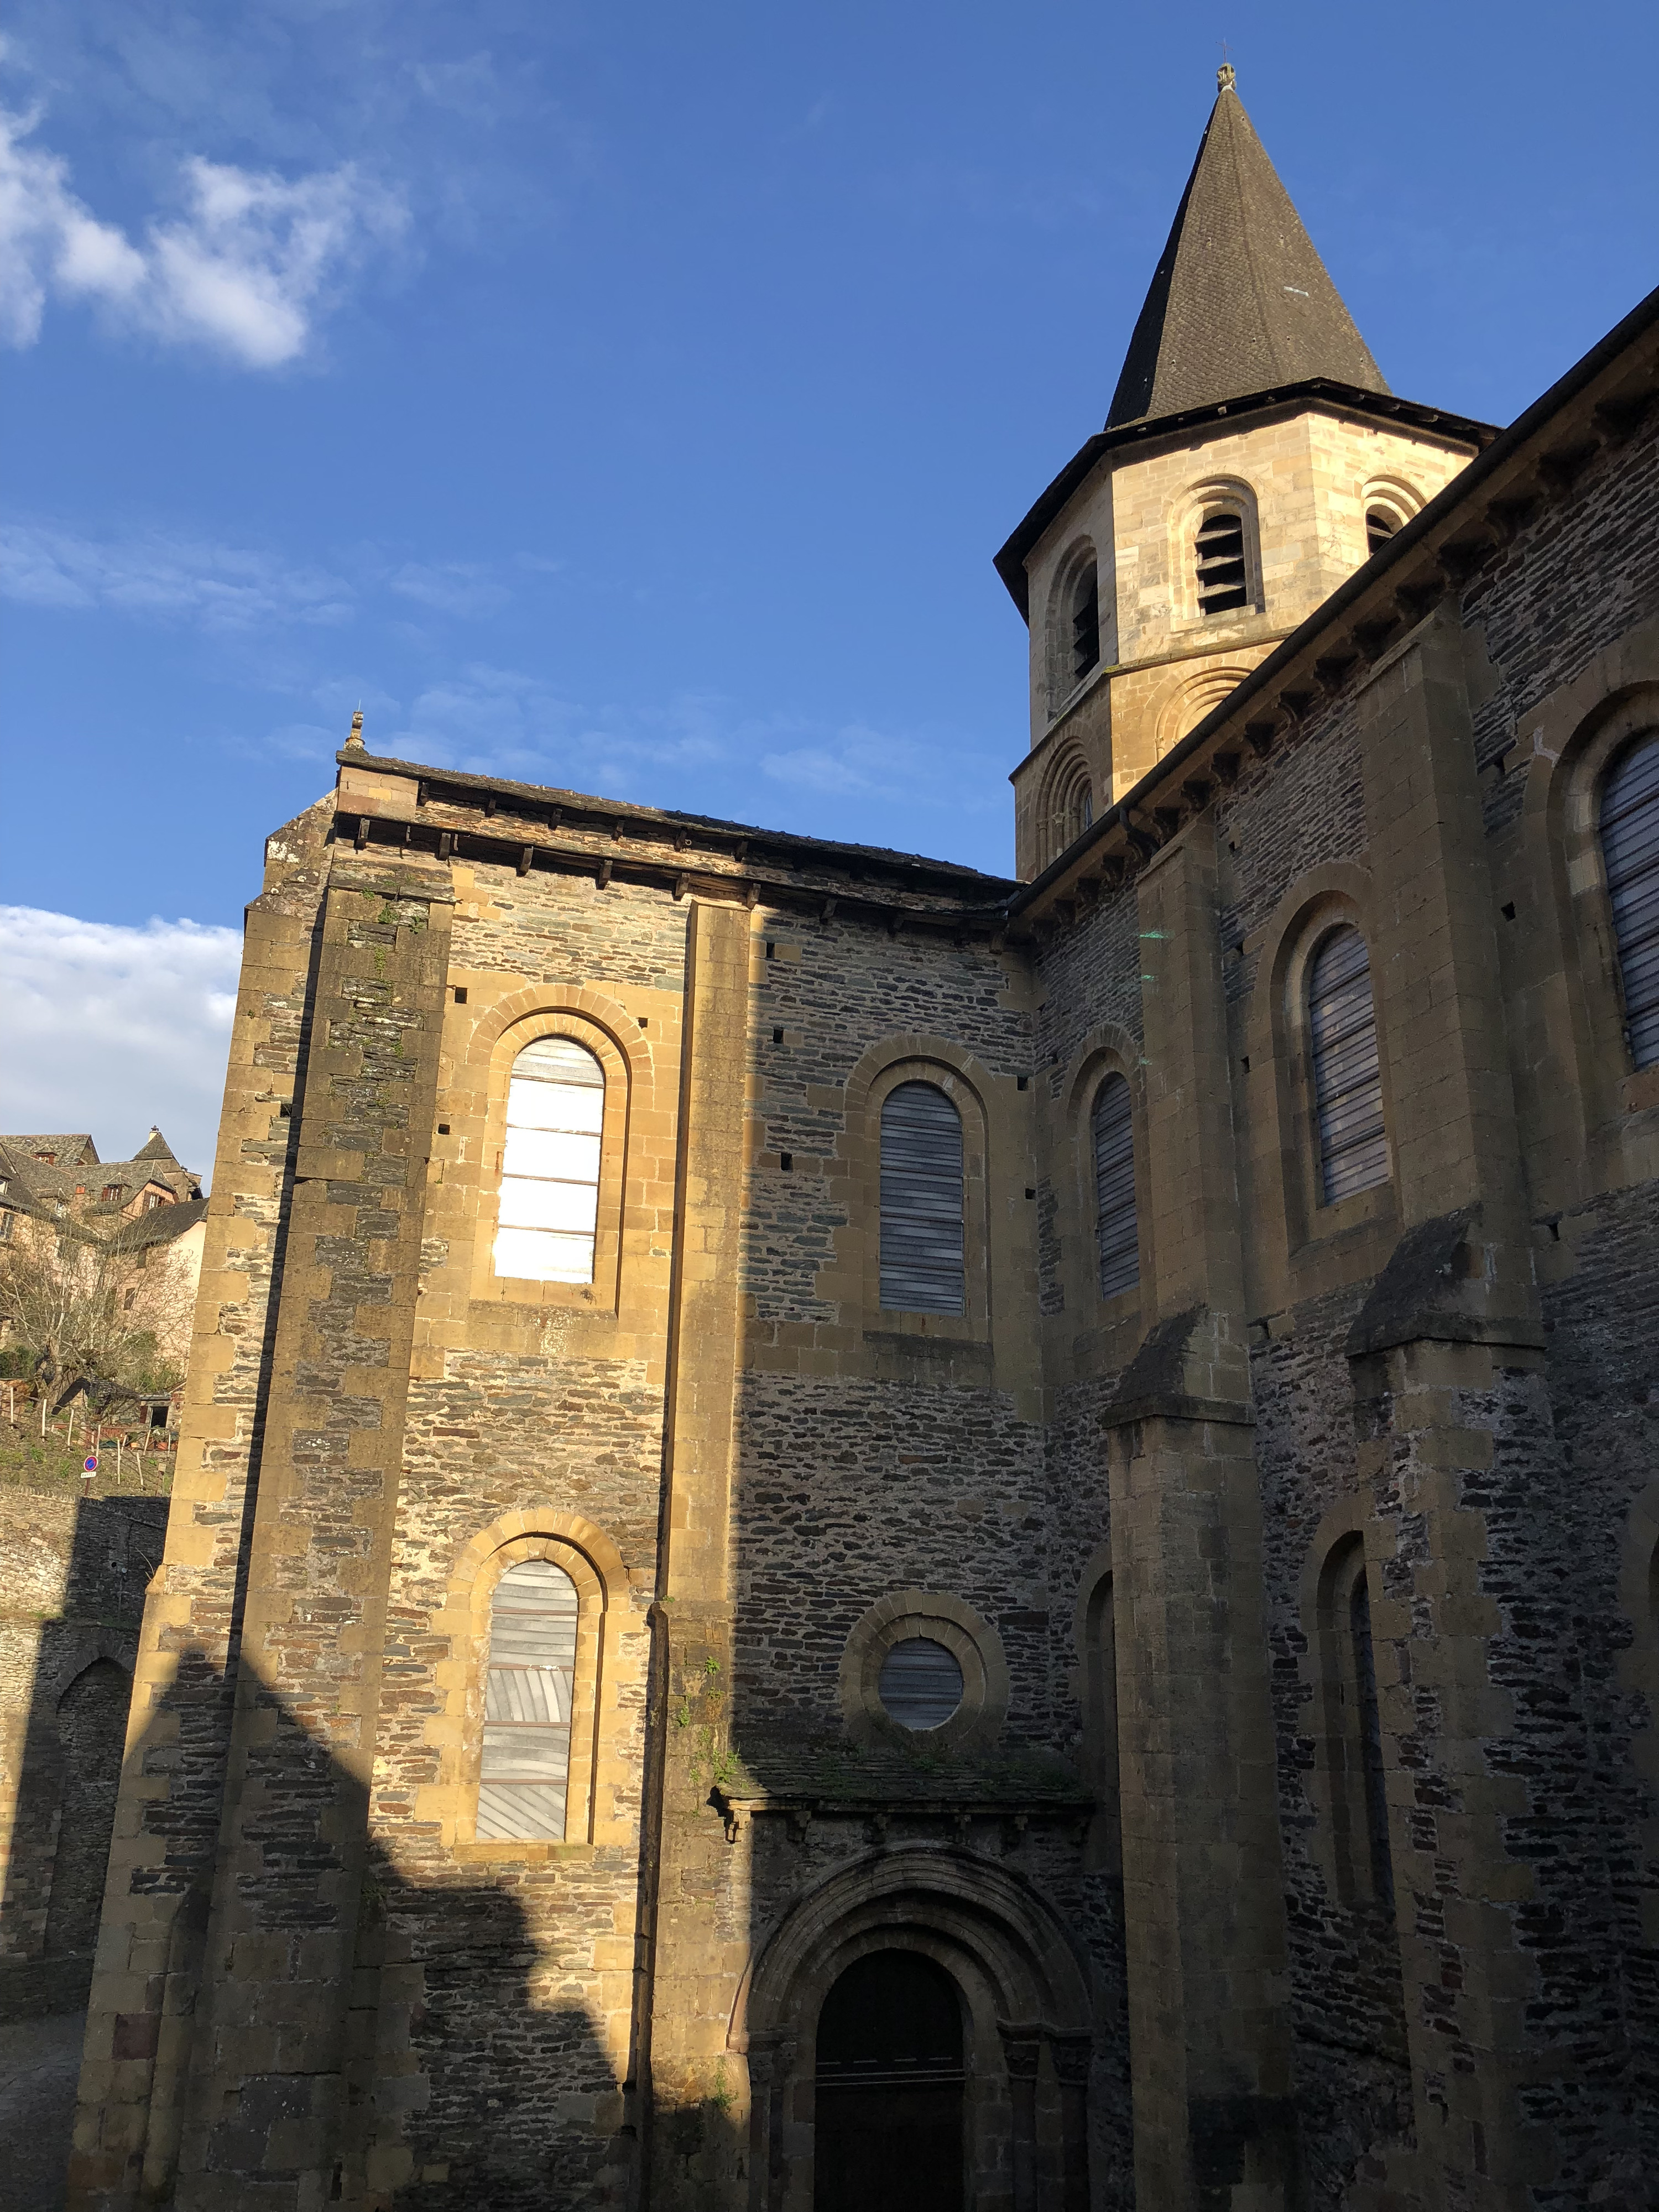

{"left": 813, "top": 1950, "right": 966, "bottom": 2212}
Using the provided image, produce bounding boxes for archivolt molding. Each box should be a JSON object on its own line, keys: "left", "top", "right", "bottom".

{"left": 731, "top": 1844, "right": 1095, "bottom": 2051}
{"left": 1250, "top": 860, "right": 1377, "bottom": 1014}
{"left": 841, "top": 1032, "right": 994, "bottom": 1127}
{"left": 1360, "top": 473, "right": 1425, "bottom": 533}
{"left": 1153, "top": 661, "right": 1256, "bottom": 759}
{"left": 456, "top": 980, "right": 654, "bottom": 1085}
{"left": 1059, "top": 1023, "right": 1142, "bottom": 1123}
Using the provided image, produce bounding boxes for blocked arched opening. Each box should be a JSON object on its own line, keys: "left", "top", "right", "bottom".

{"left": 45, "top": 1657, "right": 131, "bottom": 1958}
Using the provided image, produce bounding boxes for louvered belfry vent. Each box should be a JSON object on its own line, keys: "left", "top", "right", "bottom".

{"left": 1196, "top": 511, "right": 1249, "bottom": 614}
{"left": 1308, "top": 926, "right": 1389, "bottom": 1203}
{"left": 1601, "top": 731, "right": 1659, "bottom": 1070}
{"left": 479, "top": 1559, "right": 578, "bottom": 1841}
{"left": 494, "top": 1036, "right": 603, "bottom": 1283}
{"left": 879, "top": 1081, "right": 965, "bottom": 1314}
{"left": 1071, "top": 565, "right": 1101, "bottom": 683}
{"left": 1092, "top": 1073, "right": 1140, "bottom": 1298}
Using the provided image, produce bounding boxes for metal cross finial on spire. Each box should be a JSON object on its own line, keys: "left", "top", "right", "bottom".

{"left": 1217, "top": 45, "right": 1237, "bottom": 93}
{"left": 346, "top": 706, "right": 364, "bottom": 748}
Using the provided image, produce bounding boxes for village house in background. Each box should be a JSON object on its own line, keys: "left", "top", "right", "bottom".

{"left": 0, "top": 1126, "right": 206, "bottom": 1392}
{"left": 30, "top": 68, "right": 1659, "bottom": 2212}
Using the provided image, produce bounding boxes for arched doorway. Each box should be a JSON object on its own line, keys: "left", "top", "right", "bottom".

{"left": 813, "top": 1950, "right": 964, "bottom": 2212}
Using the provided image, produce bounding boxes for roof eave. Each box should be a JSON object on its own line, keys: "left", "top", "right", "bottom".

{"left": 993, "top": 380, "right": 1498, "bottom": 619}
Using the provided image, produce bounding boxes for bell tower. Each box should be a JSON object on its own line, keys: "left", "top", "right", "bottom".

{"left": 998, "top": 66, "right": 1495, "bottom": 879}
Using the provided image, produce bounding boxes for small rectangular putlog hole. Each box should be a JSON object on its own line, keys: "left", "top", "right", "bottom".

{"left": 780, "top": 1152, "right": 793, "bottom": 1172}
{"left": 772, "top": 1026, "right": 784, "bottom": 1044}
{"left": 1501, "top": 902, "right": 1516, "bottom": 920}
{"left": 437, "top": 1123, "right": 450, "bottom": 1136}
{"left": 453, "top": 986, "right": 468, "bottom": 1004}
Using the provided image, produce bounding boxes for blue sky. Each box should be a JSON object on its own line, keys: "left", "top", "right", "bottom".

{"left": 3, "top": 0, "right": 1657, "bottom": 1169}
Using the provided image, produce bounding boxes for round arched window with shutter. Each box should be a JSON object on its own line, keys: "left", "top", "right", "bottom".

{"left": 1091, "top": 1072, "right": 1139, "bottom": 1298}
{"left": 1307, "top": 926, "right": 1388, "bottom": 1204}
{"left": 879, "top": 1082, "right": 964, "bottom": 1315}
{"left": 1600, "top": 730, "right": 1659, "bottom": 1071}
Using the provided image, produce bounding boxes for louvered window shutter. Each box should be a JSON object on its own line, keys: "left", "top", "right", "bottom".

{"left": 479, "top": 1559, "right": 578, "bottom": 1841}
{"left": 494, "top": 1037, "right": 603, "bottom": 1282}
{"left": 1308, "top": 927, "right": 1388, "bottom": 1203}
{"left": 1092, "top": 1074, "right": 1139, "bottom": 1297}
{"left": 1601, "top": 732, "right": 1659, "bottom": 1071}
{"left": 879, "top": 1082, "right": 965, "bottom": 1315}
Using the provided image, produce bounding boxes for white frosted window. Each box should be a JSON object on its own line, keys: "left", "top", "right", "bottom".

{"left": 493, "top": 1037, "right": 603, "bottom": 1283}
{"left": 478, "top": 1559, "right": 578, "bottom": 1841}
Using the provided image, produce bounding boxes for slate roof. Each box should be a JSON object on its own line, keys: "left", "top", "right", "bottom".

{"left": 0, "top": 1131, "right": 203, "bottom": 1228}
{"left": 6, "top": 1135, "right": 99, "bottom": 1169}
{"left": 1107, "top": 69, "right": 1387, "bottom": 427}
{"left": 108, "top": 1196, "right": 209, "bottom": 1254}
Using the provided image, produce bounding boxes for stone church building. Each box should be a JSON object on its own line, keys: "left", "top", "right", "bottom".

{"left": 65, "top": 71, "right": 1659, "bottom": 2212}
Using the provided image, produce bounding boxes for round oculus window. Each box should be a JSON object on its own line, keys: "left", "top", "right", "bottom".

{"left": 878, "top": 1636, "right": 964, "bottom": 1731}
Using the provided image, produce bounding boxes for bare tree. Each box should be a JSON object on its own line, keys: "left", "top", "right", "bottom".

{"left": 0, "top": 1218, "right": 190, "bottom": 1411}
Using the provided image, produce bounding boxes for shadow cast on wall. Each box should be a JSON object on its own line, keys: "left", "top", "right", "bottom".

{"left": 66, "top": 1632, "right": 735, "bottom": 2212}
{"left": 0, "top": 1488, "right": 167, "bottom": 2029}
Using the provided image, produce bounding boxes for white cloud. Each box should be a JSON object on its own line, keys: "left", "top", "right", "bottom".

{"left": 0, "top": 101, "right": 405, "bottom": 366}
{"left": 761, "top": 723, "right": 1003, "bottom": 814}
{"left": 0, "top": 519, "right": 354, "bottom": 629}
{"left": 388, "top": 561, "right": 508, "bottom": 618}
{"left": 0, "top": 906, "right": 242, "bottom": 1185}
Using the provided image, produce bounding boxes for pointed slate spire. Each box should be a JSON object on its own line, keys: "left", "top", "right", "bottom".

{"left": 1107, "top": 67, "right": 1388, "bottom": 427}
{"left": 134, "top": 1127, "right": 176, "bottom": 1162}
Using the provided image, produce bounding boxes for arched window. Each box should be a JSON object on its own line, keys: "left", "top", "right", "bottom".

{"left": 815, "top": 1952, "right": 965, "bottom": 2212}
{"left": 1195, "top": 509, "right": 1248, "bottom": 615}
{"left": 1365, "top": 508, "right": 1397, "bottom": 557}
{"left": 879, "top": 1082, "right": 964, "bottom": 1315}
{"left": 1308, "top": 926, "right": 1387, "bottom": 1203}
{"left": 1318, "top": 1536, "right": 1395, "bottom": 1914}
{"left": 493, "top": 1036, "right": 604, "bottom": 1282}
{"left": 1070, "top": 563, "right": 1100, "bottom": 685}
{"left": 479, "top": 1558, "right": 579, "bottom": 1841}
{"left": 1600, "top": 731, "right": 1659, "bottom": 1070}
{"left": 1091, "top": 1073, "right": 1139, "bottom": 1297}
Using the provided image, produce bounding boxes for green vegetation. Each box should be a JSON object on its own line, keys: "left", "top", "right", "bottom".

{"left": 0, "top": 1410, "right": 174, "bottom": 1496}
